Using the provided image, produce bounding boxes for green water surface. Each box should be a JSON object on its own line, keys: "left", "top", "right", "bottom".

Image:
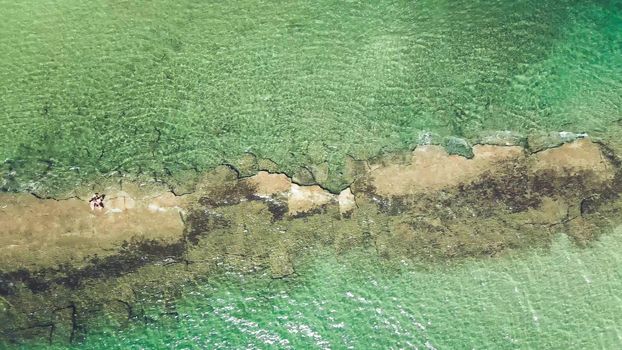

{"left": 1, "top": 0, "right": 621, "bottom": 192}
{"left": 16, "top": 231, "right": 622, "bottom": 349}
{"left": 2, "top": 0, "right": 622, "bottom": 348}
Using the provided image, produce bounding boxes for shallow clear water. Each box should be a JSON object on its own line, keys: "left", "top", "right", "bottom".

{"left": 2, "top": 0, "right": 622, "bottom": 348}
{"left": 1, "top": 0, "right": 621, "bottom": 192}
{"left": 29, "top": 232, "right": 620, "bottom": 349}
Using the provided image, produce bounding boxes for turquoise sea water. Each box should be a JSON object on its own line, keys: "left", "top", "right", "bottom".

{"left": 1, "top": 0, "right": 621, "bottom": 192}
{"left": 2, "top": 0, "right": 622, "bottom": 348}
{"left": 24, "top": 231, "right": 621, "bottom": 349}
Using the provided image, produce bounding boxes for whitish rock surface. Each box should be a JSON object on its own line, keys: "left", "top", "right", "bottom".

{"left": 338, "top": 188, "right": 357, "bottom": 214}
{"left": 288, "top": 184, "right": 335, "bottom": 215}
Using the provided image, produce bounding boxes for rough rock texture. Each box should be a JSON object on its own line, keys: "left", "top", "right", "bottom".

{"left": 531, "top": 139, "right": 612, "bottom": 179}
{"left": 527, "top": 131, "right": 587, "bottom": 153}
{"left": 3, "top": 138, "right": 622, "bottom": 346}
{"left": 244, "top": 171, "right": 336, "bottom": 215}
{"left": 353, "top": 138, "right": 618, "bottom": 252}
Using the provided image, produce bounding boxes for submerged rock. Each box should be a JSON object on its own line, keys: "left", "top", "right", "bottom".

{"left": 477, "top": 130, "right": 526, "bottom": 146}
{"left": 417, "top": 131, "right": 442, "bottom": 146}
{"left": 292, "top": 166, "right": 316, "bottom": 186}
{"left": 233, "top": 153, "right": 259, "bottom": 177}
{"left": 257, "top": 158, "right": 279, "bottom": 172}
{"left": 269, "top": 248, "right": 295, "bottom": 279}
{"left": 527, "top": 131, "right": 588, "bottom": 153}
{"left": 444, "top": 136, "right": 474, "bottom": 159}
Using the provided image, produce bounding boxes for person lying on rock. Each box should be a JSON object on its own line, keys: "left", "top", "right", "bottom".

{"left": 89, "top": 193, "right": 106, "bottom": 210}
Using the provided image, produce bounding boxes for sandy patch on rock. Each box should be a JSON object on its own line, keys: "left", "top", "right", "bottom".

{"left": 531, "top": 139, "right": 614, "bottom": 182}
{"left": 0, "top": 190, "right": 185, "bottom": 271}
{"left": 366, "top": 140, "right": 615, "bottom": 198}
{"left": 370, "top": 145, "right": 524, "bottom": 196}
{"left": 243, "top": 171, "right": 291, "bottom": 197}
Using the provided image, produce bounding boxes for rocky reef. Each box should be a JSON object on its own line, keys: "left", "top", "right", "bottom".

{"left": 2, "top": 136, "right": 622, "bottom": 346}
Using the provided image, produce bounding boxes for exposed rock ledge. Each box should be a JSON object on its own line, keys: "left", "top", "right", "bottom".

{"left": 0, "top": 138, "right": 618, "bottom": 272}
{"left": 0, "top": 191, "right": 186, "bottom": 271}
{"left": 3, "top": 137, "right": 622, "bottom": 345}
{"left": 367, "top": 139, "right": 613, "bottom": 196}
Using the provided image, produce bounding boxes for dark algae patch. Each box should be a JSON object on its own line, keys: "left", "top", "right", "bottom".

{"left": 0, "top": 239, "right": 188, "bottom": 345}
{"left": 0, "top": 239, "right": 187, "bottom": 297}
